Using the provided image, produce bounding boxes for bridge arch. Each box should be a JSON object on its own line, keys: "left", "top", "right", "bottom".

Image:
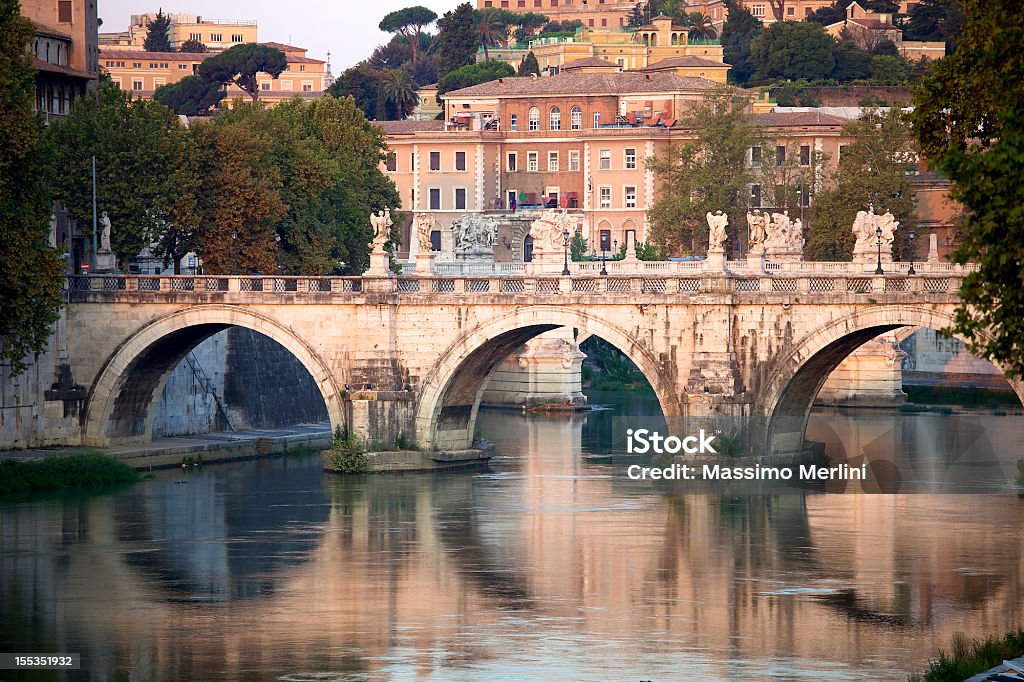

{"left": 414, "top": 306, "right": 683, "bottom": 450}
{"left": 761, "top": 305, "right": 1024, "bottom": 455}
{"left": 83, "top": 305, "right": 345, "bottom": 445}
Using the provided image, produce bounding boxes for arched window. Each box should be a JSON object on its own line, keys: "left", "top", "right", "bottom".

{"left": 651, "top": 34, "right": 658, "bottom": 46}
{"left": 642, "top": 34, "right": 649, "bottom": 46}
{"left": 570, "top": 106, "right": 582, "bottom": 130}
{"left": 529, "top": 107, "right": 540, "bottom": 131}
{"left": 549, "top": 106, "right": 561, "bottom": 131}
{"left": 671, "top": 33, "right": 678, "bottom": 45}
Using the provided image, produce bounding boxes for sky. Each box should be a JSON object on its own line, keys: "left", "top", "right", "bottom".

{"left": 98, "top": 0, "right": 463, "bottom": 71}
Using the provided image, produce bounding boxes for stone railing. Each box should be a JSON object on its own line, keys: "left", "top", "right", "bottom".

{"left": 66, "top": 268, "right": 969, "bottom": 302}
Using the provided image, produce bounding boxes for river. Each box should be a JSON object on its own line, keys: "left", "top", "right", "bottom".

{"left": 2, "top": 392, "right": 1023, "bottom": 681}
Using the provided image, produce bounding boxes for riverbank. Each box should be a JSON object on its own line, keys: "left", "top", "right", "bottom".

{"left": 0, "top": 453, "right": 138, "bottom": 497}
{"left": 1, "top": 424, "right": 331, "bottom": 471}
{"left": 908, "top": 630, "right": 1024, "bottom": 682}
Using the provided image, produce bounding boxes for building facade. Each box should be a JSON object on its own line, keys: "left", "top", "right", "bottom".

{"left": 100, "top": 42, "right": 327, "bottom": 106}
{"left": 99, "top": 12, "right": 257, "bottom": 52}
{"left": 476, "top": 0, "right": 637, "bottom": 29}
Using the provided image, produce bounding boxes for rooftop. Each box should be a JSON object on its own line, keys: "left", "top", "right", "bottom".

{"left": 374, "top": 120, "right": 446, "bottom": 135}
{"left": 751, "top": 111, "right": 852, "bottom": 127}
{"left": 641, "top": 55, "right": 730, "bottom": 70}
{"left": 562, "top": 57, "right": 619, "bottom": 70}
{"left": 443, "top": 71, "right": 724, "bottom": 98}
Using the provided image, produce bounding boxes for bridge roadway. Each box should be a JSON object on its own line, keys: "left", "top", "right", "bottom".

{"left": 64, "top": 260, "right": 1022, "bottom": 456}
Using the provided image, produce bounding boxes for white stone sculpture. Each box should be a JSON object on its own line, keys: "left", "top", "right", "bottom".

{"left": 99, "top": 211, "right": 112, "bottom": 252}
{"left": 746, "top": 210, "right": 768, "bottom": 250}
{"left": 766, "top": 211, "right": 792, "bottom": 249}
{"left": 706, "top": 210, "right": 729, "bottom": 252}
{"left": 369, "top": 208, "right": 392, "bottom": 253}
{"left": 851, "top": 209, "right": 876, "bottom": 254}
{"left": 414, "top": 213, "right": 436, "bottom": 254}
{"left": 451, "top": 213, "right": 496, "bottom": 259}
{"left": 530, "top": 209, "right": 578, "bottom": 254}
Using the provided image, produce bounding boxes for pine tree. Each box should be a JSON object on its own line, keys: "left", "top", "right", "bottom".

{"left": 143, "top": 8, "right": 172, "bottom": 52}
{"left": 436, "top": 3, "right": 477, "bottom": 79}
{"left": 517, "top": 51, "right": 540, "bottom": 76}
{"left": 0, "top": 0, "right": 64, "bottom": 376}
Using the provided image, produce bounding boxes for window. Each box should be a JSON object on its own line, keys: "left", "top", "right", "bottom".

{"left": 455, "top": 188, "right": 467, "bottom": 211}
{"left": 569, "top": 150, "right": 580, "bottom": 172}
{"left": 429, "top": 188, "right": 441, "bottom": 210}
{"left": 800, "top": 145, "right": 811, "bottom": 166}
{"left": 787, "top": 6, "right": 794, "bottom": 14}
{"left": 385, "top": 153, "right": 397, "bottom": 172}
{"left": 588, "top": 18, "right": 594, "bottom": 27}
{"left": 231, "top": 34, "right": 244, "bottom": 42}
{"left": 529, "top": 107, "right": 540, "bottom": 131}
{"left": 210, "top": 33, "right": 223, "bottom": 42}
{"left": 178, "top": 63, "right": 189, "bottom": 70}
{"left": 527, "top": 151, "right": 539, "bottom": 172}
{"left": 839, "top": 144, "right": 847, "bottom": 159}
{"left": 510, "top": 113, "right": 518, "bottom": 130}
{"left": 625, "top": 148, "right": 637, "bottom": 169}
{"left": 429, "top": 151, "right": 441, "bottom": 171}
{"left": 625, "top": 186, "right": 637, "bottom": 208}
{"left": 599, "top": 149, "right": 611, "bottom": 170}
{"left": 750, "top": 184, "right": 761, "bottom": 208}
{"left": 570, "top": 106, "right": 582, "bottom": 130}
{"left": 455, "top": 151, "right": 466, "bottom": 171}
{"left": 751, "top": 4, "right": 766, "bottom": 17}
{"left": 410, "top": 152, "right": 415, "bottom": 169}
{"left": 601, "top": 18, "right": 607, "bottom": 26}
{"left": 57, "top": 0, "right": 72, "bottom": 22}
{"left": 599, "top": 187, "right": 611, "bottom": 208}
{"left": 133, "top": 62, "right": 142, "bottom": 69}
{"left": 132, "top": 80, "right": 143, "bottom": 91}
{"left": 548, "top": 151, "right": 559, "bottom": 171}
{"left": 150, "top": 62, "right": 159, "bottom": 68}
{"left": 549, "top": 107, "right": 561, "bottom": 131}
{"left": 507, "top": 152, "right": 517, "bottom": 171}
{"left": 300, "top": 65, "right": 305, "bottom": 72}
{"left": 190, "top": 33, "right": 201, "bottom": 41}
{"left": 594, "top": 112, "right": 601, "bottom": 128}
{"left": 261, "top": 81, "right": 271, "bottom": 90}
{"left": 750, "top": 146, "right": 762, "bottom": 167}
{"left": 153, "top": 78, "right": 165, "bottom": 87}
{"left": 776, "top": 145, "right": 786, "bottom": 166}
{"left": 800, "top": 184, "right": 812, "bottom": 208}
{"left": 303, "top": 83, "right": 313, "bottom": 92}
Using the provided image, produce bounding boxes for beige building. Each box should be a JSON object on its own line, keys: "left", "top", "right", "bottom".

{"left": 100, "top": 42, "right": 327, "bottom": 106}
{"left": 825, "top": 2, "right": 945, "bottom": 61}
{"left": 476, "top": 0, "right": 637, "bottom": 29}
{"left": 99, "top": 12, "right": 257, "bottom": 52}
{"left": 22, "top": 0, "right": 99, "bottom": 79}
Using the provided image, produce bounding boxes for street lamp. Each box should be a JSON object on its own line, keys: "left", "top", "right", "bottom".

{"left": 600, "top": 236, "right": 608, "bottom": 276}
{"left": 231, "top": 230, "right": 238, "bottom": 275}
{"left": 561, "top": 227, "right": 570, "bottom": 276}
{"left": 907, "top": 228, "right": 916, "bottom": 275}
{"left": 874, "top": 225, "right": 884, "bottom": 275}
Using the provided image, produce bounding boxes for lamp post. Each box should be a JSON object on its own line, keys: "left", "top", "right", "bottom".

{"left": 907, "top": 228, "right": 916, "bottom": 275}
{"left": 561, "top": 227, "right": 570, "bottom": 276}
{"left": 874, "top": 225, "right": 884, "bottom": 275}
{"left": 600, "top": 237, "right": 608, "bottom": 276}
{"left": 231, "top": 230, "right": 238, "bottom": 275}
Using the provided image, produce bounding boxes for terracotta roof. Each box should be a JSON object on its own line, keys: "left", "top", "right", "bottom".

{"left": 751, "top": 111, "right": 851, "bottom": 127}
{"left": 375, "top": 120, "right": 445, "bottom": 134}
{"left": 99, "top": 48, "right": 324, "bottom": 65}
{"left": 562, "top": 57, "right": 618, "bottom": 70}
{"left": 641, "top": 55, "right": 730, "bottom": 70}
{"left": 261, "top": 41, "right": 307, "bottom": 52}
{"left": 34, "top": 58, "right": 94, "bottom": 80}
{"left": 443, "top": 72, "right": 723, "bottom": 99}
{"left": 33, "top": 21, "right": 71, "bottom": 40}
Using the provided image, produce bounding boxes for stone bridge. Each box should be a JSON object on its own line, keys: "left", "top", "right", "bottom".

{"left": 64, "top": 261, "right": 1022, "bottom": 456}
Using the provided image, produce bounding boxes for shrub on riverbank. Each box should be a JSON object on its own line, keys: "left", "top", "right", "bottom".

{"left": 324, "top": 431, "right": 368, "bottom": 474}
{"left": 0, "top": 453, "right": 139, "bottom": 497}
{"left": 908, "top": 630, "right": 1024, "bottom": 682}
{"left": 904, "top": 385, "right": 1022, "bottom": 409}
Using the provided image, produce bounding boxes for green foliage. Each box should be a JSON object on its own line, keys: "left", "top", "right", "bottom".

{"left": 903, "top": 385, "right": 1022, "bottom": 409}
{"left": 153, "top": 75, "right": 225, "bottom": 115}
{"left": 868, "top": 54, "right": 907, "bottom": 85}
{"left": 0, "top": 453, "right": 139, "bottom": 497}
{"left": 437, "top": 3, "right": 480, "bottom": 77}
{"left": 381, "top": 69, "right": 419, "bottom": 119}
{"left": 907, "top": 630, "right": 1024, "bottom": 682}
{"left": 580, "top": 337, "right": 653, "bottom": 393}
{"left": 904, "top": 0, "right": 964, "bottom": 53}
{"left": 437, "top": 60, "right": 514, "bottom": 97}
{"left": 517, "top": 51, "right": 540, "bottom": 77}
{"left": 648, "top": 88, "right": 758, "bottom": 255}
{"left": 512, "top": 12, "right": 549, "bottom": 42}
{"left": 911, "top": 0, "right": 1024, "bottom": 377}
{"left": 720, "top": 0, "right": 762, "bottom": 84}
{"left": 751, "top": 21, "right": 836, "bottom": 82}
{"left": 615, "top": 241, "right": 665, "bottom": 261}
{"left": 831, "top": 41, "right": 872, "bottom": 81}
{"left": 44, "top": 81, "right": 199, "bottom": 267}
{"left": 198, "top": 43, "right": 287, "bottom": 101}
{"left": 805, "top": 108, "right": 917, "bottom": 261}
{"left": 0, "top": 0, "right": 64, "bottom": 377}
{"left": 178, "top": 38, "right": 208, "bottom": 53}
{"left": 770, "top": 80, "right": 821, "bottom": 107}
{"left": 379, "top": 5, "right": 438, "bottom": 64}
{"left": 142, "top": 8, "right": 172, "bottom": 52}
{"left": 327, "top": 431, "right": 369, "bottom": 474}
{"left": 570, "top": 231, "right": 588, "bottom": 261}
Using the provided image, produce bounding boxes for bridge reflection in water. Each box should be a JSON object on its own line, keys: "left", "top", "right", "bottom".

{"left": 2, "top": 401, "right": 1024, "bottom": 680}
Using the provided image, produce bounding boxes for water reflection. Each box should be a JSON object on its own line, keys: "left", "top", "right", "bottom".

{"left": 0, "top": 399, "right": 1023, "bottom": 680}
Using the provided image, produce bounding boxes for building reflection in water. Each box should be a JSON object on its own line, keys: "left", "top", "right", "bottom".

{"left": 0, "top": 405, "right": 1022, "bottom": 680}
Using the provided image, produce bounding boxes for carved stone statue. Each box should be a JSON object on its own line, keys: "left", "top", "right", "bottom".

{"left": 876, "top": 211, "right": 898, "bottom": 250}
{"left": 369, "top": 208, "right": 392, "bottom": 253}
{"left": 706, "top": 210, "right": 729, "bottom": 252}
{"left": 414, "top": 213, "right": 436, "bottom": 254}
{"left": 451, "top": 213, "right": 496, "bottom": 259}
{"left": 852, "top": 206, "right": 898, "bottom": 264}
{"left": 791, "top": 218, "right": 805, "bottom": 251}
{"left": 766, "top": 211, "right": 792, "bottom": 249}
{"left": 746, "top": 210, "right": 768, "bottom": 249}
{"left": 851, "top": 209, "right": 875, "bottom": 254}
{"left": 530, "top": 209, "right": 578, "bottom": 255}
{"left": 99, "top": 211, "right": 112, "bottom": 253}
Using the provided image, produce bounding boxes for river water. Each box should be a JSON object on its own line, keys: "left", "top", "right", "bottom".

{"left": 2, "top": 392, "right": 1024, "bottom": 681}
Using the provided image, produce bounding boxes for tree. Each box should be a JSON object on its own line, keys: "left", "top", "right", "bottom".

{"left": 198, "top": 43, "right": 287, "bottom": 102}
{"left": 0, "top": 0, "right": 63, "bottom": 376}
{"left": 868, "top": 54, "right": 906, "bottom": 84}
{"left": 436, "top": 3, "right": 477, "bottom": 78}
{"left": 628, "top": 3, "right": 645, "bottom": 28}
{"left": 687, "top": 12, "right": 718, "bottom": 40}
{"left": 753, "top": 140, "right": 827, "bottom": 214}
{"left": 570, "top": 232, "right": 588, "bottom": 261}
{"left": 153, "top": 75, "right": 225, "bottom": 115}
{"left": 44, "top": 82, "right": 198, "bottom": 265}
{"left": 178, "top": 38, "right": 208, "bottom": 53}
{"left": 830, "top": 40, "right": 872, "bottom": 81}
{"left": 751, "top": 21, "right": 836, "bottom": 82}
{"left": 476, "top": 9, "right": 506, "bottom": 62}
{"left": 513, "top": 12, "right": 548, "bottom": 42}
{"left": 804, "top": 109, "right": 917, "bottom": 261}
{"left": 379, "top": 6, "right": 438, "bottom": 65}
{"left": 143, "top": 8, "right": 172, "bottom": 52}
{"left": 647, "top": 89, "right": 759, "bottom": 255}
{"left": 327, "top": 64, "right": 384, "bottom": 119}
{"left": 904, "top": 0, "right": 964, "bottom": 52}
{"left": 437, "top": 60, "right": 515, "bottom": 98}
{"left": 517, "top": 51, "right": 540, "bottom": 77}
{"left": 382, "top": 69, "right": 418, "bottom": 119}
{"left": 911, "top": 0, "right": 1024, "bottom": 376}
{"left": 720, "top": 0, "right": 762, "bottom": 84}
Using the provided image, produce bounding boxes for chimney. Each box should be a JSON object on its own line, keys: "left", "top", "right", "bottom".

{"left": 531, "top": 73, "right": 538, "bottom": 79}
{"left": 645, "top": 74, "right": 652, "bottom": 81}
{"left": 498, "top": 78, "right": 504, "bottom": 84}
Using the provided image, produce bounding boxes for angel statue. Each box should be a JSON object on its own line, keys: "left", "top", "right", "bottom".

{"left": 706, "top": 210, "right": 729, "bottom": 251}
